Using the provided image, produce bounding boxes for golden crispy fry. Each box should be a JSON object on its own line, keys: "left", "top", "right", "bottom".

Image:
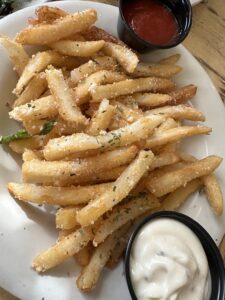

{"left": 32, "top": 226, "right": 93, "bottom": 272}
{"left": 50, "top": 40, "right": 105, "bottom": 57}
{"left": 22, "top": 149, "right": 43, "bottom": 161}
{"left": 10, "top": 95, "right": 57, "bottom": 121}
{"left": 14, "top": 50, "right": 82, "bottom": 95}
{"left": 58, "top": 229, "right": 75, "bottom": 241}
{"left": 90, "top": 77, "right": 175, "bottom": 102}
{"left": 85, "top": 166, "right": 126, "bottom": 185}
{"left": 16, "top": 9, "right": 97, "bottom": 45}
{"left": 145, "top": 126, "right": 211, "bottom": 149}
{"left": 76, "top": 224, "right": 130, "bottom": 292}
{"left": 219, "top": 235, "right": 225, "bottom": 262}
{"left": 103, "top": 42, "right": 139, "bottom": 73}
{"left": 106, "top": 223, "right": 132, "bottom": 269}
{"left": 146, "top": 155, "right": 222, "bottom": 197}
{"left": 177, "top": 152, "right": 223, "bottom": 217}
{"left": 23, "top": 146, "right": 138, "bottom": 185}
{"left": 168, "top": 85, "right": 197, "bottom": 105}
{"left": 29, "top": 6, "right": 68, "bottom": 25}
{"left": 132, "top": 62, "right": 182, "bottom": 78}
{"left": 74, "top": 70, "right": 127, "bottom": 104}
{"left": 76, "top": 150, "right": 154, "bottom": 226}
{"left": 43, "top": 115, "right": 164, "bottom": 160}
{"left": 148, "top": 151, "right": 180, "bottom": 171}
{"left": 93, "top": 193, "right": 160, "bottom": 246}
{"left": 110, "top": 100, "right": 144, "bottom": 129}
{"left": 56, "top": 207, "right": 81, "bottom": 230}
{"left": 146, "top": 126, "right": 211, "bottom": 149}
{"left": 86, "top": 99, "right": 115, "bottom": 135}
{"left": 83, "top": 25, "right": 126, "bottom": 47}
{"left": 133, "top": 92, "right": 172, "bottom": 108}
{"left": 13, "top": 73, "right": 48, "bottom": 107}
{"left": 158, "top": 54, "right": 181, "bottom": 65}
{"left": 9, "top": 135, "right": 51, "bottom": 154}
{"left": 0, "top": 34, "right": 29, "bottom": 75}
{"left": 162, "top": 179, "right": 202, "bottom": 210}
{"left": 157, "top": 118, "right": 178, "bottom": 132}
{"left": 46, "top": 67, "right": 88, "bottom": 125}
{"left": 145, "top": 104, "right": 205, "bottom": 121}
{"left": 203, "top": 174, "right": 223, "bottom": 216}
{"left": 74, "top": 243, "right": 94, "bottom": 267}
{"left": 22, "top": 119, "right": 46, "bottom": 135}
{"left": 70, "top": 56, "right": 117, "bottom": 84}
{"left": 8, "top": 182, "right": 112, "bottom": 206}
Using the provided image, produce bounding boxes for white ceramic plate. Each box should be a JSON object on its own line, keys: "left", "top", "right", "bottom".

{"left": 0, "top": 1, "right": 224, "bottom": 299}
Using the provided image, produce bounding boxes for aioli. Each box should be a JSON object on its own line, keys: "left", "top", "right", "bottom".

{"left": 130, "top": 218, "right": 209, "bottom": 300}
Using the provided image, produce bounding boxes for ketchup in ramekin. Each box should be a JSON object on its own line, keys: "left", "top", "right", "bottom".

{"left": 118, "top": 0, "right": 192, "bottom": 52}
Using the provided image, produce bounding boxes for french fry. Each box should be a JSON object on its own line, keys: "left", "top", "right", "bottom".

{"left": 32, "top": 226, "right": 93, "bottom": 272}
{"left": 76, "top": 150, "right": 154, "bottom": 226}
{"left": 90, "top": 77, "right": 175, "bottom": 102}
{"left": 177, "top": 152, "right": 223, "bottom": 215}
{"left": 10, "top": 95, "right": 57, "bottom": 121}
{"left": 13, "top": 73, "right": 48, "bottom": 107}
{"left": 22, "top": 149, "right": 43, "bottom": 161}
{"left": 157, "top": 117, "right": 178, "bottom": 132}
{"left": 86, "top": 166, "right": 126, "bottom": 185}
{"left": 146, "top": 155, "right": 223, "bottom": 197}
{"left": 161, "top": 179, "right": 202, "bottom": 211}
{"left": 158, "top": 54, "right": 181, "bottom": 65}
{"left": 76, "top": 224, "right": 130, "bottom": 291}
{"left": 14, "top": 50, "right": 82, "bottom": 95}
{"left": 145, "top": 126, "right": 211, "bottom": 149}
{"left": 145, "top": 104, "right": 205, "bottom": 121}
{"left": 203, "top": 174, "right": 223, "bottom": 216}
{"left": 83, "top": 25, "right": 127, "bottom": 47}
{"left": 219, "top": 235, "right": 225, "bottom": 262}
{"left": 74, "top": 70, "right": 127, "bottom": 104}
{"left": 22, "top": 119, "right": 46, "bottom": 135}
{"left": 56, "top": 207, "right": 81, "bottom": 230}
{"left": 70, "top": 56, "right": 117, "bottom": 84}
{"left": 16, "top": 9, "right": 97, "bottom": 45}
{"left": 103, "top": 42, "right": 139, "bottom": 73}
{"left": 0, "top": 34, "right": 29, "bottom": 75}
{"left": 86, "top": 99, "right": 115, "bottom": 135}
{"left": 110, "top": 100, "right": 143, "bottom": 126}
{"left": 23, "top": 146, "right": 138, "bottom": 185}
{"left": 8, "top": 182, "right": 112, "bottom": 206}
{"left": 148, "top": 151, "right": 180, "bottom": 171}
{"left": 50, "top": 40, "right": 105, "bottom": 57}
{"left": 43, "top": 115, "right": 164, "bottom": 161}
{"left": 9, "top": 135, "right": 48, "bottom": 153}
{"left": 132, "top": 62, "right": 182, "bottom": 78}
{"left": 133, "top": 92, "right": 173, "bottom": 108}
{"left": 58, "top": 229, "right": 75, "bottom": 241}
{"left": 168, "top": 84, "right": 197, "bottom": 105}
{"left": 74, "top": 243, "right": 94, "bottom": 267}
{"left": 106, "top": 223, "right": 132, "bottom": 269}
{"left": 46, "top": 67, "right": 88, "bottom": 125}
{"left": 93, "top": 193, "right": 160, "bottom": 246}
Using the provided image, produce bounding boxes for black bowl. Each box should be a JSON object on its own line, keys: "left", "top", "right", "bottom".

{"left": 125, "top": 211, "right": 225, "bottom": 300}
{"left": 118, "top": 0, "right": 192, "bottom": 52}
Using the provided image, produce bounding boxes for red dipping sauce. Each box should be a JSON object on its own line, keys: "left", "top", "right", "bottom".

{"left": 123, "top": 0, "right": 179, "bottom": 45}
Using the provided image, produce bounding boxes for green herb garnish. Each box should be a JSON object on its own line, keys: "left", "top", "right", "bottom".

{"left": 39, "top": 120, "right": 56, "bottom": 135}
{"left": 0, "top": 129, "right": 30, "bottom": 144}
{"left": 0, "top": 120, "right": 56, "bottom": 144}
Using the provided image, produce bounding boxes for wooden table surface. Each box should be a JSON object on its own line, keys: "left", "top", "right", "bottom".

{"left": 0, "top": 0, "right": 225, "bottom": 299}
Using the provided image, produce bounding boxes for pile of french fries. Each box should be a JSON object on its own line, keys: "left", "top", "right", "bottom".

{"left": 0, "top": 6, "right": 223, "bottom": 292}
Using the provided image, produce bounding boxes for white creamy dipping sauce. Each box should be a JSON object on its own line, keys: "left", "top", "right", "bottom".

{"left": 130, "top": 218, "right": 210, "bottom": 300}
